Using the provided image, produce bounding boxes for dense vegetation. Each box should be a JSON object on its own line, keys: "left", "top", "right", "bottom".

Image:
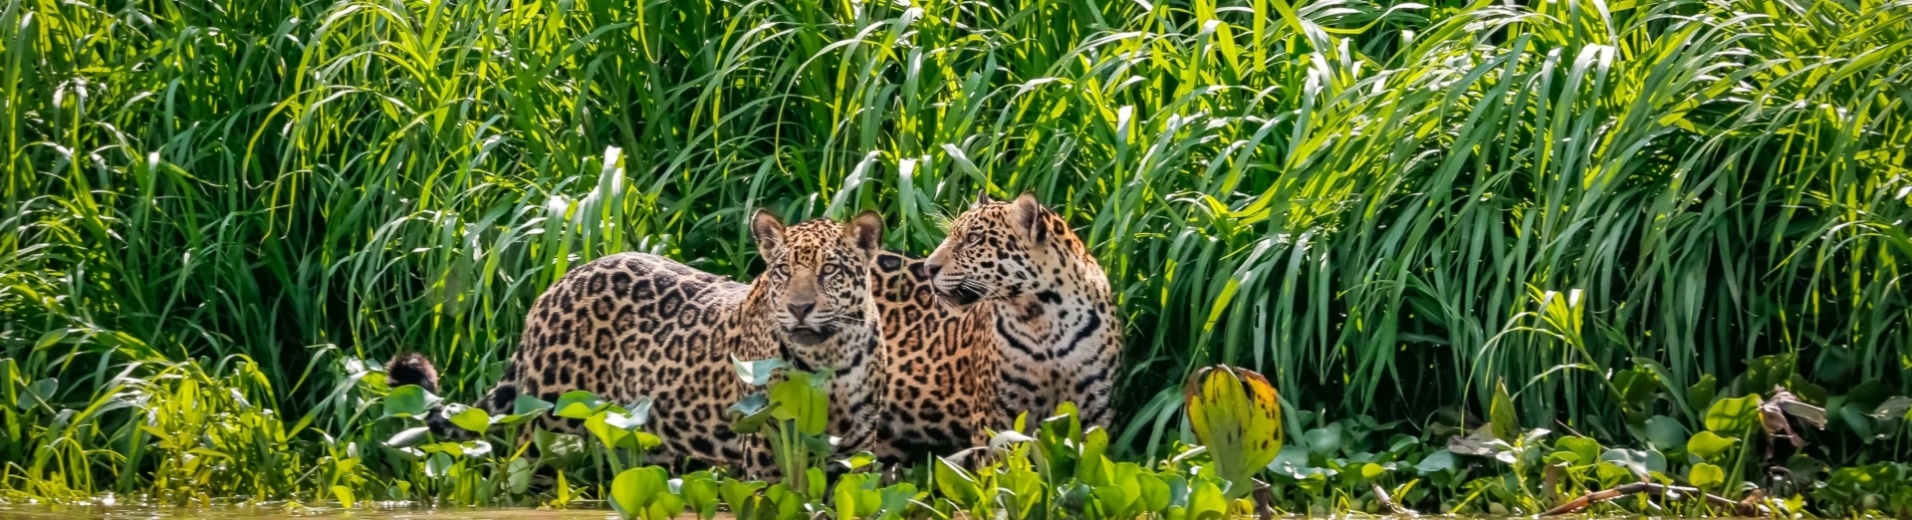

{"left": 3, "top": 0, "right": 1910, "bottom": 514}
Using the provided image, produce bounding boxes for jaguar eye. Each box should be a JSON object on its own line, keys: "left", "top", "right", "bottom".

{"left": 819, "top": 264, "right": 841, "bottom": 280}
{"left": 965, "top": 233, "right": 983, "bottom": 245}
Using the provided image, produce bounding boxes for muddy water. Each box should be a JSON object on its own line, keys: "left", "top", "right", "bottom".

{"left": 0, "top": 503, "right": 737, "bottom": 520}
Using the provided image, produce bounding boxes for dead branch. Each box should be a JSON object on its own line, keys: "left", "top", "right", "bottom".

{"left": 1252, "top": 483, "right": 1276, "bottom": 520}
{"left": 1371, "top": 483, "right": 1418, "bottom": 516}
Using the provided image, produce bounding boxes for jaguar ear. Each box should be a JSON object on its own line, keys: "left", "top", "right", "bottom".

{"left": 1012, "top": 192, "right": 1048, "bottom": 244}
{"left": 973, "top": 191, "right": 994, "bottom": 208}
{"left": 847, "top": 211, "right": 884, "bottom": 258}
{"left": 751, "top": 209, "right": 786, "bottom": 256}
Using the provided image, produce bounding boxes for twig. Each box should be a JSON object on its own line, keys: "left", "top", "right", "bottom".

{"left": 1253, "top": 483, "right": 1276, "bottom": 520}
{"left": 1372, "top": 483, "right": 1417, "bottom": 516}
{"left": 1539, "top": 482, "right": 1766, "bottom": 517}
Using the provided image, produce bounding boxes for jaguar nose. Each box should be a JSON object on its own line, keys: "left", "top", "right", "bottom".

{"left": 923, "top": 261, "right": 943, "bottom": 279}
{"left": 787, "top": 301, "right": 815, "bottom": 321}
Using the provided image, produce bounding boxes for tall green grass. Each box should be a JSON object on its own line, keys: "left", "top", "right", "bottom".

{"left": 3, "top": 0, "right": 1908, "bottom": 470}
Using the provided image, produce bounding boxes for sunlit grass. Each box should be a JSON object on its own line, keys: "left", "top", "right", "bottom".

{"left": 1, "top": 0, "right": 1908, "bottom": 505}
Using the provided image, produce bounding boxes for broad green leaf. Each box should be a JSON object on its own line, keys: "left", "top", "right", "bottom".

{"left": 1360, "top": 462, "right": 1388, "bottom": 480}
{"left": 733, "top": 355, "right": 789, "bottom": 386}
{"left": 1686, "top": 374, "right": 1718, "bottom": 411}
{"left": 1135, "top": 471, "right": 1171, "bottom": 514}
{"left": 1265, "top": 445, "right": 1312, "bottom": 477}
{"left": 1872, "top": 396, "right": 1912, "bottom": 420}
{"left": 584, "top": 411, "right": 631, "bottom": 448}
{"left": 603, "top": 408, "right": 647, "bottom": 431}
{"left": 18, "top": 377, "right": 57, "bottom": 410}
{"left": 507, "top": 457, "right": 533, "bottom": 495}
{"left": 833, "top": 473, "right": 877, "bottom": 520}
{"left": 1705, "top": 395, "right": 1763, "bottom": 433}
{"left": 1685, "top": 431, "right": 1738, "bottom": 461}
{"left": 331, "top": 485, "right": 355, "bottom": 508}
{"left": 513, "top": 393, "right": 556, "bottom": 416}
{"left": 1613, "top": 368, "right": 1659, "bottom": 408}
{"left": 609, "top": 466, "right": 668, "bottom": 518}
{"left": 727, "top": 393, "right": 774, "bottom": 434}
{"left": 769, "top": 371, "right": 828, "bottom": 436}
{"left": 1092, "top": 481, "right": 1134, "bottom": 518}
{"left": 1303, "top": 424, "right": 1344, "bottom": 456}
{"left": 1187, "top": 479, "right": 1227, "bottom": 520}
{"left": 1644, "top": 415, "right": 1686, "bottom": 453}
{"left": 496, "top": 393, "right": 553, "bottom": 425}
{"left": 1553, "top": 436, "right": 1601, "bottom": 466}
{"left": 718, "top": 478, "right": 765, "bottom": 519}
{"left": 878, "top": 483, "right": 917, "bottom": 518}
{"left": 933, "top": 457, "right": 983, "bottom": 507}
{"left": 382, "top": 385, "right": 439, "bottom": 420}
{"left": 806, "top": 467, "right": 827, "bottom": 499}
{"left": 1183, "top": 365, "right": 1283, "bottom": 498}
{"left": 449, "top": 406, "right": 493, "bottom": 434}
{"left": 649, "top": 491, "right": 685, "bottom": 520}
{"left": 1415, "top": 449, "right": 1458, "bottom": 474}
{"left": 837, "top": 451, "right": 878, "bottom": 471}
{"left": 1489, "top": 378, "right": 1520, "bottom": 441}
{"left": 1688, "top": 462, "right": 1725, "bottom": 488}
{"left": 553, "top": 390, "right": 607, "bottom": 420}
{"left": 425, "top": 453, "right": 454, "bottom": 478}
